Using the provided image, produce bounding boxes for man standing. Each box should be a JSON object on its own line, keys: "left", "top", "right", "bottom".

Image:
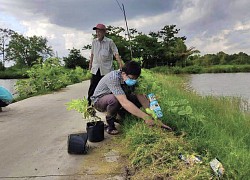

{"left": 87, "top": 23, "right": 123, "bottom": 106}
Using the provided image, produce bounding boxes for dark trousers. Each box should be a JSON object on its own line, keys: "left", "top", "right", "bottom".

{"left": 87, "top": 69, "right": 104, "bottom": 106}
{"left": 93, "top": 93, "right": 142, "bottom": 119}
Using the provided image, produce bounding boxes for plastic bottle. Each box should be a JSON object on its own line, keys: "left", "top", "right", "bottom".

{"left": 147, "top": 93, "right": 163, "bottom": 118}
{"left": 209, "top": 158, "right": 224, "bottom": 177}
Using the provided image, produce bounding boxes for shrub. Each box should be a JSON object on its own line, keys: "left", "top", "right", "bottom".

{"left": 183, "top": 65, "right": 202, "bottom": 74}
{"left": 15, "top": 58, "right": 88, "bottom": 99}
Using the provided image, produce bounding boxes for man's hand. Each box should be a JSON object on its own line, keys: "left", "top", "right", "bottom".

{"left": 115, "top": 94, "right": 172, "bottom": 131}
{"left": 144, "top": 110, "right": 172, "bottom": 131}
{"left": 144, "top": 119, "right": 155, "bottom": 126}
{"left": 156, "top": 120, "right": 172, "bottom": 131}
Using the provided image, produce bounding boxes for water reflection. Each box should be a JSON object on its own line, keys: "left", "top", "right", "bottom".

{"left": 189, "top": 73, "right": 250, "bottom": 111}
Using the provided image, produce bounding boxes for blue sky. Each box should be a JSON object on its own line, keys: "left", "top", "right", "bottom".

{"left": 1, "top": 0, "right": 250, "bottom": 63}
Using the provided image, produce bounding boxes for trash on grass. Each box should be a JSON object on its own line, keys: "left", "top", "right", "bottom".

{"left": 178, "top": 153, "right": 202, "bottom": 165}
{"left": 209, "top": 158, "right": 225, "bottom": 177}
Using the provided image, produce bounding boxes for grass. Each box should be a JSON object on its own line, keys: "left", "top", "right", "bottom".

{"left": 120, "top": 121, "right": 211, "bottom": 179}
{"left": 119, "top": 70, "right": 250, "bottom": 179}
{"left": 0, "top": 68, "right": 28, "bottom": 79}
{"left": 150, "top": 64, "right": 250, "bottom": 74}
{"left": 4, "top": 64, "right": 249, "bottom": 178}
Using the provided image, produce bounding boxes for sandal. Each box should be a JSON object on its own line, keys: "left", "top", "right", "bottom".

{"left": 106, "top": 127, "right": 119, "bottom": 135}
{"left": 104, "top": 124, "right": 109, "bottom": 129}
{"left": 106, "top": 116, "right": 119, "bottom": 135}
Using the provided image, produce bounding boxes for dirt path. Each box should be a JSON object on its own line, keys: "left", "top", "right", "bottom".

{"left": 0, "top": 81, "right": 126, "bottom": 180}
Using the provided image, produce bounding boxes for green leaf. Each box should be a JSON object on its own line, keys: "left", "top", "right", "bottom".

{"left": 185, "top": 106, "right": 193, "bottom": 114}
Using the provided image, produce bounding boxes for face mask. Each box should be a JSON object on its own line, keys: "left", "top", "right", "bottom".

{"left": 125, "top": 78, "right": 137, "bottom": 86}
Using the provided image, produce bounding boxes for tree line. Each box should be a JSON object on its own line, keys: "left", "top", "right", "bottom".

{"left": 84, "top": 25, "right": 199, "bottom": 68}
{"left": 1, "top": 26, "right": 250, "bottom": 71}
{"left": 187, "top": 51, "right": 250, "bottom": 66}
{"left": 0, "top": 28, "right": 53, "bottom": 69}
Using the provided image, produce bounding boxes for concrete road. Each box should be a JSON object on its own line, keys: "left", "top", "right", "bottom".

{"left": 0, "top": 81, "right": 113, "bottom": 180}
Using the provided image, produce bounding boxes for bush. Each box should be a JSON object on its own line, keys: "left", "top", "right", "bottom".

{"left": 171, "top": 66, "right": 183, "bottom": 74}
{"left": 15, "top": 58, "right": 89, "bottom": 99}
{"left": 183, "top": 65, "right": 202, "bottom": 74}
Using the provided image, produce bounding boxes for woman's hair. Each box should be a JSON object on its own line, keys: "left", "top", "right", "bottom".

{"left": 121, "top": 61, "right": 141, "bottom": 77}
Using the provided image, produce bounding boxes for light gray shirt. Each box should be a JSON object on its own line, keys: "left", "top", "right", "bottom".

{"left": 90, "top": 37, "right": 119, "bottom": 76}
{"left": 91, "top": 70, "right": 125, "bottom": 104}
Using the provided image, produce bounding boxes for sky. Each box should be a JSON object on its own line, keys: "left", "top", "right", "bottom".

{"left": 1, "top": 0, "right": 250, "bottom": 65}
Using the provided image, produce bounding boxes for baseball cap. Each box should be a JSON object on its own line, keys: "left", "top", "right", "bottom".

{"left": 93, "top": 24, "right": 106, "bottom": 30}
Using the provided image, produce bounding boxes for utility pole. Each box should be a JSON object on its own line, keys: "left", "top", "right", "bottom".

{"left": 115, "top": 0, "right": 133, "bottom": 60}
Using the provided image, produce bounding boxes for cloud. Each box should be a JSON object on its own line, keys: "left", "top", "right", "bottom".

{"left": 0, "top": 0, "right": 250, "bottom": 60}
{"left": 0, "top": 0, "right": 174, "bottom": 31}
{"left": 21, "top": 18, "right": 93, "bottom": 58}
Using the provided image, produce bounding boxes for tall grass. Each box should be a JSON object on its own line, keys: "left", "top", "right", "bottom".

{"left": 120, "top": 70, "right": 250, "bottom": 179}
{"left": 121, "top": 122, "right": 211, "bottom": 179}
{"left": 204, "top": 65, "right": 250, "bottom": 73}
{"left": 0, "top": 68, "right": 29, "bottom": 79}
{"left": 150, "top": 64, "right": 250, "bottom": 74}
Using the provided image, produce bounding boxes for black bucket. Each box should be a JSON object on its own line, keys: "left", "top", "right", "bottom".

{"left": 68, "top": 133, "right": 88, "bottom": 154}
{"left": 86, "top": 121, "right": 104, "bottom": 142}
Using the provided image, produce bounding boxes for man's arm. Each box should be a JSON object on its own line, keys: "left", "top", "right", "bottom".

{"left": 89, "top": 53, "right": 93, "bottom": 70}
{"left": 110, "top": 40, "right": 123, "bottom": 69}
{"left": 136, "top": 94, "right": 150, "bottom": 109}
{"left": 115, "top": 94, "right": 172, "bottom": 130}
{"left": 115, "top": 94, "right": 151, "bottom": 121}
{"left": 114, "top": 53, "right": 123, "bottom": 70}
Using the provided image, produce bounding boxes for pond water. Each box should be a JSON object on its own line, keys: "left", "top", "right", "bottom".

{"left": 0, "top": 79, "right": 17, "bottom": 95}
{"left": 189, "top": 73, "right": 250, "bottom": 110}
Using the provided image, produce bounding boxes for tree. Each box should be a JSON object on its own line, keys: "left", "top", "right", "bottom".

{"left": 63, "top": 48, "right": 88, "bottom": 69}
{"left": 217, "top": 51, "right": 228, "bottom": 65}
{"left": 82, "top": 24, "right": 197, "bottom": 68}
{"left": 132, "top": 33, "right": 162, "bottom": 68}
{"left": 153, "top": 25, "right": 187, "bottom": 66}
{"left": 131, "top": 25, "right": 199, "bottom": 68}
{"left": 106, "top": 26, "right": 131, "bottom": 62}
{"left": 0, "top": 61, "right": 4, "bottom": 71}
{"left": 232, "top": 52, "right": 249, "bottom": 64}
{"left": 0, "top": 28, "right": 15, "bottom": 67}
{"left": 176, "top": 46, "right": 200, "bottom": 67}
{"left": 6, "top": 33, "right": 53, "bottom": 67}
